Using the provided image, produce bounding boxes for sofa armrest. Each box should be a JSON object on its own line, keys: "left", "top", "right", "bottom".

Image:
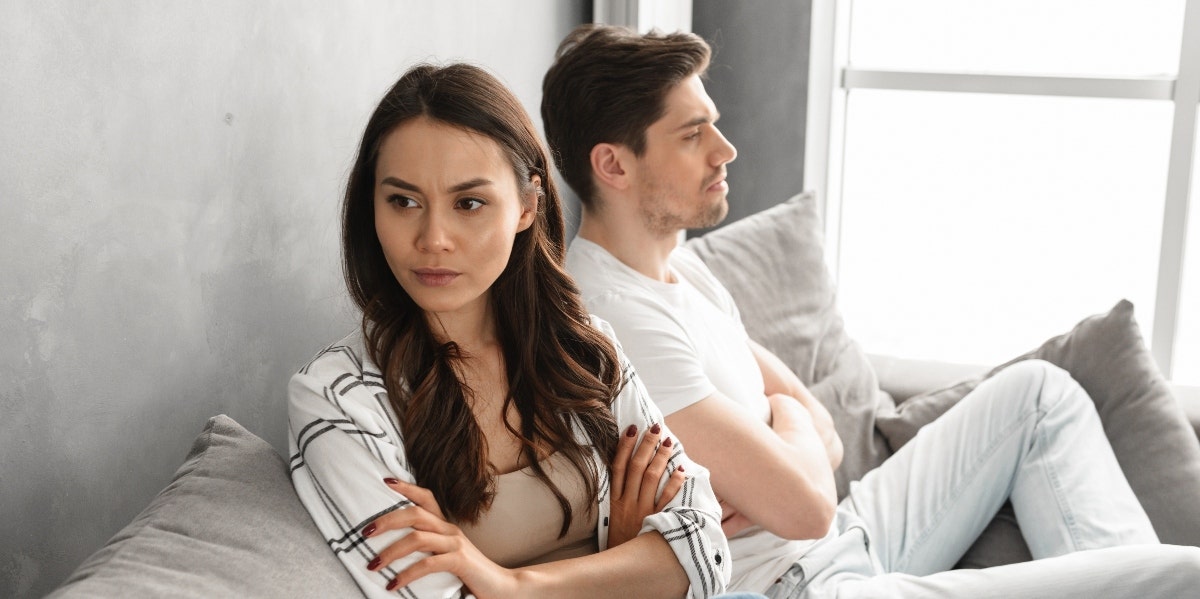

{"left": 868, "top": 354, "right": 1200, "bottom": 442}
{"left": 867, "top": 354, "right": 988, "bottom": 404}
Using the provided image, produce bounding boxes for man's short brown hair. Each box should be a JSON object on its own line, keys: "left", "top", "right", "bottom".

{"left": 541, "top": 25, "right": 711, "bottom": 209}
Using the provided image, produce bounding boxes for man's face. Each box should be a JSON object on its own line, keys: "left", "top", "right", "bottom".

{"left": 631, "top": 74, "right": 737, "bottom": 234}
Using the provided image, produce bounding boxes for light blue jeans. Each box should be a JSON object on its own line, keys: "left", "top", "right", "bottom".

{"left": 767, "top": 360, "right": 1200, "bottom": 599}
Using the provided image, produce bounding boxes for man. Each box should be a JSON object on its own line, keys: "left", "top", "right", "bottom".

{"left": 542, "top": 24, "right": 1200, "bottom": 598}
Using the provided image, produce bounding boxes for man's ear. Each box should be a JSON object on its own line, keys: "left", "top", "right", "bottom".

{"left": 589, "top": 143, "right": 631, "bottom": 192}
{"left": 518, "top": 174, "right": 541, "bottom": 231}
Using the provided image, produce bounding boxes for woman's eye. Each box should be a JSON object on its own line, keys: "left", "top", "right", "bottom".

{"left": 387, "top": 194, "right": 419, "bottom": 208}
{"left": 457, "top": 198, "right": 485, "bottom": 211}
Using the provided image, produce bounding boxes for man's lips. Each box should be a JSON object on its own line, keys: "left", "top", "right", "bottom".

{"left": 412, "top": 268, "right": 460, "bottom": 287}
{"left": 705, "top": 172, "right": 728, "bottom": 192}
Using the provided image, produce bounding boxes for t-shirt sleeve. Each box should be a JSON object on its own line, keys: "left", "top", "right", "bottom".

{"left": 288, "top": 345, "right": 470, "bottom": 599}
{"left": 586, "top": 292, "right": 717, "bottom": 417}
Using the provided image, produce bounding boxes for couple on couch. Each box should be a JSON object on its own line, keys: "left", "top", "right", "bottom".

{"left": 287, "top": 24, "right": 1200, "bottom": 598}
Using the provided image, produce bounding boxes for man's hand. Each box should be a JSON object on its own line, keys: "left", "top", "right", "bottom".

{"left": 772, "top": 392, "right": 844, "bottom": 471}
{"left": 607, "top": 423, "right": 686, "bottom": 547}
{"left": 750, "top": 340, "right": 844, "bottom": 471}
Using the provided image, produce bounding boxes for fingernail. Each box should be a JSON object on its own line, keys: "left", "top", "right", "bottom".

{"left": 677, "top": 465, "right": 685, "bottom": 472}
{"left": 663, "top": 437, "right": 673, "bottom": 447}
{"left": 363, "top": 523, "right": 377, "bottom": 537}
{"left": 625, "top": 424, "right": 637, "bottom": 437}
{"left": 368, "top": 557, "right": 381, "bottom": 570}
{"left": 383, "top": 477, "right": 400, "bottom": 485}
{"left": 386, "top": 578, "right": 400, "bottom": 591}
{"left": 650, "top": 422, "right": 661, "bottom": 434}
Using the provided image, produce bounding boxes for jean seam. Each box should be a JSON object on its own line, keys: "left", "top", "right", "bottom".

{"left": 1035, "top": 405, "right": 1081, "bottom": 552}
{"left": 894, "top": 405, "right": 1039, "bottom": 573}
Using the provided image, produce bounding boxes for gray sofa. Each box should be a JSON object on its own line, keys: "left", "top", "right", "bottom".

{"left": 51, "top": 193, "right": 1200, "bottom": 596}
{"left": 871, "top": 354, "right": 1200, "bottom": 442}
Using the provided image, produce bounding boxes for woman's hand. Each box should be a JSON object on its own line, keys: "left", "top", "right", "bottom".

{"left": 365, "top": 477, "right": 522, "bottom": 598}
{"left": 607, "top": 422, "right": 686, "bottom": 548}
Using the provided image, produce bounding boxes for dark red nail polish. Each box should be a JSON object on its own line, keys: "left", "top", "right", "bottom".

{"left": 663, "top": 437, "right": 673, "bottom": 447}
{"left": 650, "top": 422, "right": 661, "bottom": 434}
{"left": 677, "top": 465, "right": 685, "bottom": 472}
{"left": 386, "top": 579, "right": 400, "bottom": 591}
{"left": 625, "top": 424, "right": 637, "bottom": 437}
{"left": 368, "top": 557, "right": 381, "bottom": 570}
{"left": 383, "top": 477, "right": 400, "bottom": 485}
{"left": 363, "top": 523, "right": 376, "bottom": 537}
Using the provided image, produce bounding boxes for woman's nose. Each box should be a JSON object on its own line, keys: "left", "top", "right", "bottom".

{"left": 416, "top": 212, "right": 453, "bottom": 252}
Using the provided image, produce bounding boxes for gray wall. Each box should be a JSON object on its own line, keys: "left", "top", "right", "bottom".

{"left": 0, "top": 2, "right": 586, "bottom": 597}
{"left": 691, "top": 0, "right": 811, "bottom": 234}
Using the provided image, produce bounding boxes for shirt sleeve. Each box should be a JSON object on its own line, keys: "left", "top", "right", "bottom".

{"left": 594, "top": 317, "right": 732, "bottom": 598}
{"left": 288, "top": 345, "right": 470, "bottom": 599}
{"left": 587, "top": 292, "right": 718, "bottom": 417}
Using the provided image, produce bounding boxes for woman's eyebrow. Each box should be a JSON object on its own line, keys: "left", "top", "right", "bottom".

{"left": 380, "top": 176, "right": 420, "bottom": 192}
{"left": 379, "top": 176, "right": 494, "bottom": 193}
{"left": 447, "top": 177, "right": 493, "bottom": 193}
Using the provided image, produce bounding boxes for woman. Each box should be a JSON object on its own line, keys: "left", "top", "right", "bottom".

{"left": 287, "top": 63, "right": 732, "bottom": 598}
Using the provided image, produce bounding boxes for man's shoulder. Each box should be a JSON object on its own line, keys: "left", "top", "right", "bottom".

{"left": 567, "top": 238, "right": 661, "bottom": 304}
{"left": 670, "top": 245, "right": 740, "bottom": 311}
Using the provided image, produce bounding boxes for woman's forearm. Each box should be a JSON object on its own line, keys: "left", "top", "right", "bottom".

{"left": 515, "top": 532, "right": 689, "bottom": 599}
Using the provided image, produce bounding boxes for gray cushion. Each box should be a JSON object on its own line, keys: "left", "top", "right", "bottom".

{"left": 50, "top": 415, "right": 359, "bottom": 598}
{"left": 877, "top": 299, "right": 1200, "bottom": 565}
{"left": 687, "top": 192, "right": 895, "bottom": 499}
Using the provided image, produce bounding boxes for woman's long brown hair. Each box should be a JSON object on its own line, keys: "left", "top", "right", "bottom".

{"left": 342, "top": 63, "right": 621, "bottom": 535}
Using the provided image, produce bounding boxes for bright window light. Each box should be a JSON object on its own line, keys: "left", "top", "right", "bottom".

{"left": 1175, "top": 124, "right": 1200, "bottom": 385}
{"left": 849, "top": 0, "right": 1185, "bottom": 77}
{"left": 837, "top": 89, "right": 1171, "bottom": 365}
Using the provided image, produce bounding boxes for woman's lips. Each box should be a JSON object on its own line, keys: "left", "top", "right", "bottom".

{"left": 413, "top": 268, "right": 460, "bottom": 287}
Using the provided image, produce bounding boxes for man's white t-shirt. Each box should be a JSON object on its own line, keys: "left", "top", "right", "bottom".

{"left": 568, "top": 237, "right": 819, "bottom": 592}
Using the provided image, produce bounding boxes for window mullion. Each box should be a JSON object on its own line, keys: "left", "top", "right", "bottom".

{"left": 1153, "top": 0, "right": 1200, "bottom": 378}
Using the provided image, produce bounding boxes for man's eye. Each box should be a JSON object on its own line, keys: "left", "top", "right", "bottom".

{"left": 685, "top": 131, "right": 701, "bottom": 141}
{"left": 457, "top": 198, "right": 485, "bottom": 211}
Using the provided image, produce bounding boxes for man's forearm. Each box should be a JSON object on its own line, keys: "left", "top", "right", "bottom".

{"left": 768, "top": 394, "right": 837, "bottom": 508}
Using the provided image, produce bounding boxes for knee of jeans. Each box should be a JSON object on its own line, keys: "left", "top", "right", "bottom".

{"left": 1006, "top": 359, "right": 1086, "bottom": 409}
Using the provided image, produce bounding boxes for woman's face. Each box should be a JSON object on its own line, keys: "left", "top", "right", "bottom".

{"left": 374, "top": 117, "right": 536, "bottom": 326}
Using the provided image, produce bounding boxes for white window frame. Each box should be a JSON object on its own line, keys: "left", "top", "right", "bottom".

{"left": 594, "top": 0, "right": 693, "bottom": 33}
{"left": 805, "top": 0, "right": 1200, "bottom": 378}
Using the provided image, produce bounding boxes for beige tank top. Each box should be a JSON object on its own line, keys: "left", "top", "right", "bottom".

{"left": 458, "top": 452, "right": 599, "bottom": 568}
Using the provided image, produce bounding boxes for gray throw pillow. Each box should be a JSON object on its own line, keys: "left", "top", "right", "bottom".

{"left": 687, "top": 192, "right": 895, "bottom": 499}
{"left": 50, "top": 415, "right": 359, "bottom": 598}
{"left": 877, "top": 299, "right": 1200, "bottom": 565}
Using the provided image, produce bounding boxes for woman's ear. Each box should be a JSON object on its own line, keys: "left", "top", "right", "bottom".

{"left": 589, "top": 143, "right": 631, "bottom": 193}
{"left": 518, "top": 174, "right": 541, "bottom": 232}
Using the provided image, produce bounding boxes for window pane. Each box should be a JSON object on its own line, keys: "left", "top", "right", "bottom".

{"left": 837, "top": 89, "right": 1171, "bottom": 366}
{"left": 1174, "top": 128, "right": 1200, "bottom": 385}
{"left": 850, "top": 0, "right": 1185, "bottom": 77}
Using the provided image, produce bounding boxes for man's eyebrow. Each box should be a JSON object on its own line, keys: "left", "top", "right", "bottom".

{"left": 379, "top": 176, "right": 494, "bottom": 193}
{"left": 673, "top": 112, "right": 721, "bottom": 132}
